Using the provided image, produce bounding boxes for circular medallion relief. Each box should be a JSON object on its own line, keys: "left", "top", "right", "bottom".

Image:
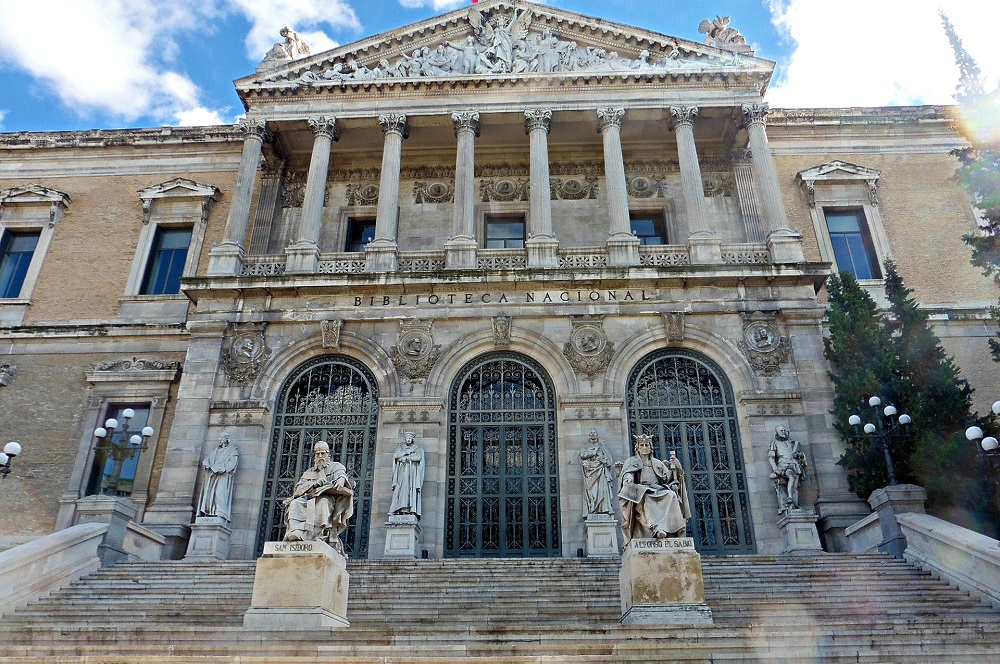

{"left": 399, "top": 331, "right": 431, "bottom": 358}
{"left": 744, "top": 322, "right": 778, "bottom": 352}
{"left": 231, "top": 334, "right": 263, "bottom": 364}
{"left": 571, "top": 326, "right": 606, "bottom": 355}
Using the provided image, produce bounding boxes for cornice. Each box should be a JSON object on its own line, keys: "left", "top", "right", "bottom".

{"left": 0, "top": 126, "right": 245, "bottom": 151}
{"left": 768, "top": 105, "right": 954, "bottom": 127}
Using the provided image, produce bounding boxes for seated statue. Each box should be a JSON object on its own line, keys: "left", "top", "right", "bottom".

{"left": 618, "top": 435, "right": 690, "bottom": 544}
{"left": 283, "top": 441, "right": 355, "bottom": 554}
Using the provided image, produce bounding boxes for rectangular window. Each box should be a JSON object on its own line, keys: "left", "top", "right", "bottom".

{"left": 484, "top": 215, "right": 525, "bottom": 249}
{"left": 824, "top": 208, "right": 880, "bottom": 279}
{"left": 85, "top": 405, "right": 151, "bottom": 497}
{"left": 630, "top": 212, "right": 667, "bottom": 245}
{"left": 140, "top": 226, "right": 192, "bottom": 295}
{"left": 0, "top": 230, "right": 40, "bottom": 298}
{"left": 346, "top": 218, "right": 376, "bottom": 252}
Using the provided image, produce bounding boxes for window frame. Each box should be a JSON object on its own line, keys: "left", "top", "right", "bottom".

{"left": 822, "top": 207, "right": 881, "bottom": 280}
{"left": 0, "top": 184, "right": 69, "bottom": 325}
{"left": 629, "top": 210, "right": 668, "bottom": 245}
{"left": 483, "top": 213, "right": 527, "bottom": 249}
{"left": 344, "top": 216, "right": 376, "bottom": 253}
{"left": 796, "top": 161, "right": 891, "bottom": 286}
{"left": 140, "top": 225, "right": 195, "bottom": 295}
{"left": 0, "top": 229, "right": 42, "bottom": 299}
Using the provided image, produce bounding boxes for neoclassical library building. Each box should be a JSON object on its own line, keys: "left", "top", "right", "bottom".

{"left": 0, "top": 0, "right": 994, "bottom": 564}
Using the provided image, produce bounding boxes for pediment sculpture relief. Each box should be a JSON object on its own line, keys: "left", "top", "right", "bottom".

{"left": 282, "top": 5, "right": 745, "bottom": 87}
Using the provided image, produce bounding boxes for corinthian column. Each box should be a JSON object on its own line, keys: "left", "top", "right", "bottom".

{"left": 670, "top": 106, "right": 720, "bottom": 264}
{"left": 523, "top": 109, "right": 558, "bottom": 268}
{"left": 367, "top": 114, "right": 408, "bottom": 272}
{"left": 741, "top": 103, "right": 803, "bottom": 264}
{"left": 286, "top": 116, "right": 339, "bottom": 273}
{"left": 445, "top": 111, "right": 480, "bottom": 269}
{"left": 208, "top": 119, "right": 266, "bottom": 275}
{"left": 597, "top": 108, "right": 639, "bottom": 266}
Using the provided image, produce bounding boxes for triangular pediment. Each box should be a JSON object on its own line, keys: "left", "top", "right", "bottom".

{"left": 237, "top": 0, "right": 773, "bottom": 97}
{"left": 0, "top": 183, "right": 71, "bottom": 207}
{"left": 138, "top": 178, "right": 220, "bottom": 202}
{"left": 796, "top": 161, "right": 881, "bottom": 183}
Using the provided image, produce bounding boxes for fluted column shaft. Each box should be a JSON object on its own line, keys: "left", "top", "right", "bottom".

{"left": 452, "top": 112, "right": 480, "bottom": 240}
{"left": 524, "top": 109, "right": 554, "bottom": 238}
{"left": 222, "top": 119, "right": 266, "bottom": 246}
{"left": 296, "top": 117, "right": 339, "bottom": 245}
{"left": 670, "top": 107, "right": 712, "bottom": 238}
{"left": 597, "top": 108, "right": 631, "bottom": 238}
{"left": 742, "top": 104, "right": 792, "bottom": 234}
{"left": 374, "top": 114, "right": 408, "bottom": 243}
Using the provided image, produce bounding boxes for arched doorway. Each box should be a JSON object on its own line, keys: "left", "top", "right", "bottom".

{"left": 256, "top": 355, "right": 379, "bottom": 558}
{"left": 626, "top": 349, "right": 755, "bottom": 555}
{"left": 446, "top": 352, "right": 560, "bottom": 557}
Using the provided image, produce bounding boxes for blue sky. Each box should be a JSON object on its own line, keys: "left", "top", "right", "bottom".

{"left": 0, "top": 0, "right": 997, "bottom": 133}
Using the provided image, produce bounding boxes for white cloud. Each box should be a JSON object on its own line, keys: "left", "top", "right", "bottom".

{"left": 766, "top": 0, "right": 1000, "bottom": 108}
{"left": 0, "top": 0, "right": 229, "bottom": 126}
{"left": 0, "top": 110, "right": 6, "bottom": 131}
{"left": 228, "top": 0, "right": 360, "bottom": 58}
{"left": 398, "top": 0, "right": 468, "bottom": 11}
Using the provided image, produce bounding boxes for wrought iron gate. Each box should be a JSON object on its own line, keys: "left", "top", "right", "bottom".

{"left": 626, "top": 349, "right": 755, "bottom": 555}
{"left": 256, "top": 355, "right": 379, "bottom": 557}
{"left": 446, "top": 353, "right": 560, "bottom": 557}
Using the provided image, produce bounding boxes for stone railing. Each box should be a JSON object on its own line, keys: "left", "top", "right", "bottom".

{"left": 558, "top": 247, "right": 608, "bottom": 269}
{"left": 638, "top": 245, "right": 690, "bottom": 266}
{"left": 397, "top": 251, "right": 447, "bottom": 272}
{"left": 0, "top": 523, "right": 107, "bottom": 617}
{"left": 318, "top": 252, "right": 367, "bottom": 274}
{"left": 477, "top": 248, "right": 528, "bottom": 270}
{"left": 721, "top": 243, "right": 771, "bottom": 264}
{"left": 241, "top": 254, "right": 287, "bottom": 276}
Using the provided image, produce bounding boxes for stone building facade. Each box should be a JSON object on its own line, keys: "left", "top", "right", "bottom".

{"left": 0, "top": 0, "right": 994, "bottom": 560}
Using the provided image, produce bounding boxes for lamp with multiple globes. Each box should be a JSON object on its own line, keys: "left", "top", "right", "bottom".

{"left": 92, "top": 408, "right": 154, "bottom": 494}
{"left": 848, "top": 395, "right": 912, "bottom": 486}
{"left": 964, "top": 400, "right": 1000, "bottom": 482}
{"left": 0, "top": 441, "right": 23, "bottom": 479}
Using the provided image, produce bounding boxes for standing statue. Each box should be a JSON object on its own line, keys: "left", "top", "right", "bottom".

{"left": 579, "top": 428, "right": 615, "bottom": 515}
{"left": 768, "top": 426, "right": 807, "bottom": 513}
{"left": 389, "top": 432, "right": 425, "bottom": 517}
{"left": 618, "top": 435, "right": 691, "bottom": 543}
{"left": 197, "top": 433, "right": 239, "bottom": 522}
{"left": 283, "top": 441, "right": 355, "bottom": 553}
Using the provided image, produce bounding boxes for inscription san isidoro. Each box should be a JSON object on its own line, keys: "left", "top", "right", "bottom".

{"left": 351, "top": 289, "right": 655, "bottom": 307}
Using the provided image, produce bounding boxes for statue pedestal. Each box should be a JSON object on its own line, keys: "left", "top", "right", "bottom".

{"left": 243, "top": 540, "right": 350, "bottom": 629}
{"left": 184, "top": 516, "right": 231, "bottom": 562}
{"left": 584, "top": 514, "right": 620, "bottom": 558}
{"left": 383, "top": 513, "right": 421, "bottom": 559}
{"left": 619, "top": 538, "right": 713, "bottom": 626}
{"left": 777, "top": 509, "right": 824, "bottom": 555}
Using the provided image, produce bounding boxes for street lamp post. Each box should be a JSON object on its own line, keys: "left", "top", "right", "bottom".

{"left": 848, "top": 395, "right": 912, "bottom": 486}
{"left": 964, "top": 400, "right": 1000, "bottom": 484}
{"left": 0, "top": 441, "right": 23, "bottom": 479}
{"left": 92, "top": 409, "right": 154, "bottom": 494}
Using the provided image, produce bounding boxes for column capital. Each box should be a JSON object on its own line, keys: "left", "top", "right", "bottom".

{"left": 307, "top": 116, "right": 340, "bottom": 141}
{"left": 524, "top": 109, "right": 552, "bottom": 135}
{"left": 731, "top": 148, "right": 753, "bottom": 164}
{"left": 238, "top": 118, "right": 268, "bottom": 142}
{"left": 452, "top": 111, "right": 481, "bottom": 137}
{"left": 596, "top": 108, "right": 625, "bottom": 133}
{"left": 379, "top": 113, "right": 409, "bottom": 138}
{"left": 741, "top": 103, "right": 770, "bottom": 128}
{"left": 669, "top": 106, "right": 699, "bottom": 130}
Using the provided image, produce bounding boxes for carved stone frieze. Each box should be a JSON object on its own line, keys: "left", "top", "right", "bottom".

{"left": 737, "top": 313, "right": 790, "bottom": 376}
{"left": 475, "top": 163, "right": 529, "bottom": 178}
{"left": 346, "top": 183, "right": 380, "bottom": 206}
{"left": 282, "top": 171, "right": 307, "bottom": 208}
{"left": 550, "top": 176, "right": 598, "bottom": 200}
{"left": 94, "top": 357, "right": 180, "bottom": 372}
{"left": 321, "top": 319, "right": 343, "bottom": 348}
{"left": 702, "top": 173, "right": 734, "bottom": 197}
{"left": 222, "top": 323, "right": 272, "bottom": 386}
{"left": 389, "top": 319, "right": 441, "bottom": 382}
{"left": 662, "top": 313, "right": 685, "bottom": 342}
{"left": 563, "top": 316, "right": 614, "bottom": 379}
{"left": 626, "top": 174, "right": 666, "bottom": 199}
{"left": 414, "top": 181, "right": 455, "bottom": 204}
{"left": 492, "top": 314, "right": 511, "bottom": 346}
{"left": 480, "top": 178, "right": 529, "bottom": 202}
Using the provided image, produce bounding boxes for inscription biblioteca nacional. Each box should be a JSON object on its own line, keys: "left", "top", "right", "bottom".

{"left": 352, "top": 289, "right": 654, "bottom": 307}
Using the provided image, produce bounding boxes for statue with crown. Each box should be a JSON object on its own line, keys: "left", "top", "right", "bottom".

{"left": 618, "top": 434, "right": 691, "bottom": 543}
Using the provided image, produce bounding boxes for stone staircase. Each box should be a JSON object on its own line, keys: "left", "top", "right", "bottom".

{"left": 2, "top": 553, "right": 999, "bottom": 662}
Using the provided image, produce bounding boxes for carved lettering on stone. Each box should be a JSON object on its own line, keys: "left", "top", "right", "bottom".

{"left": 390, "top": 319, "right": 441, "bottom": 382}
{"left": 321, "top": 319, "right": 343, "bottom": 349}
{"left": 737, "top": 314, "right": 790, "bottom": 376}
{"left": 223, "top": 323, "right": 272, "bottom": 386}
{"left": 563, "top": 316, "right": 614, "bottom": 379}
